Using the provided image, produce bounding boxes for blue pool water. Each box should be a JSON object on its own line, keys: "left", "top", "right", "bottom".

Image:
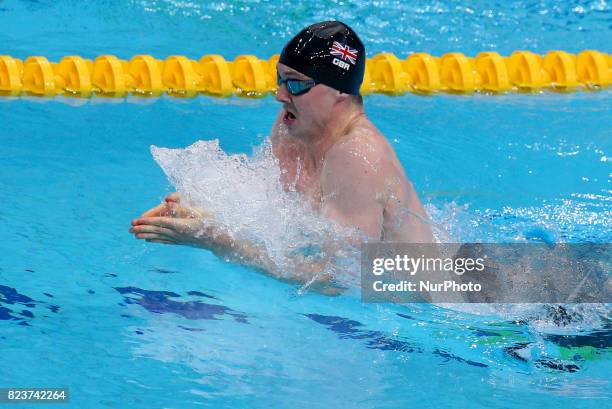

{"left": 1, "top": 1, "right": 611, "bottom": 408}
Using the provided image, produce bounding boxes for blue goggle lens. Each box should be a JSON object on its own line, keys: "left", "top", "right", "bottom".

{"left": 277, "top": 73, "right": 316, "bottom": 96}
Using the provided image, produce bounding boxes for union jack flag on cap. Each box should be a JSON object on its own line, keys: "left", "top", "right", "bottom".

{"left": 329, "top": 41, "right": 358, "bottom": 65}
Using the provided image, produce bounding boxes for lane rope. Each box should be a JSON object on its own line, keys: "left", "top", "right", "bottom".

{"left": 0, "top": 50, "right": 610, "bottom": 98}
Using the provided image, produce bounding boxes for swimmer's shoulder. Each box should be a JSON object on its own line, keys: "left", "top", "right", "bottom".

{"left": 327, "top": 119, "right": 394, "bottom": 170}
{"left": 322, "top": 123, "right": 391, "bottom": 191}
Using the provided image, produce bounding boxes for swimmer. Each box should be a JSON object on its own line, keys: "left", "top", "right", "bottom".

{"left": 129, "top": 21, "right": 434, "bottom": 282}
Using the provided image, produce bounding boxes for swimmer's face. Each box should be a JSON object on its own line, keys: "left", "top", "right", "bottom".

{"left": 275, "top": 63, "right": 341, "bottom": 139}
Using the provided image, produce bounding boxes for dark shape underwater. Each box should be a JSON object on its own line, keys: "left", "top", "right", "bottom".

{"left": 115, "top": 287, "right": 248, "bottom": 323}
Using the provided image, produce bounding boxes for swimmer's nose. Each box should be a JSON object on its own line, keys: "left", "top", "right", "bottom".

{"left": 275, "top": 83, "right": 291, "bottom": 104}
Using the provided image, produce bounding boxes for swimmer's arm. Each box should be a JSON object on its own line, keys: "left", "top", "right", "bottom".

{"left": 388, "top": 179, "right": 435, "bottom": 243}
{"left": 197, "top": 228, "right": 338, "bottom": 292}
{"left": 130, "top": 196, "right": 338, "bottom": 292}
{"left": 131, "top": 205, "right": 275, "bottom": 272}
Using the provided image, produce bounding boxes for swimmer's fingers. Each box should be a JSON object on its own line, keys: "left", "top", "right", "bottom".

{"left": 138, "top": 193, "right": 183, "bottom": 218}
{"left": 165, "top": 202, "right": 203, "bottom": 219}
{"left": 165, "top": 199, "right": 212, "bottom": 220}
{"left": 138, "top": 203, "right": 191, "bottom": 220}
{"left": 135, "top": 233, "right": 166, "bottom": 240}
{"left": 130, "top": 224, "right": 180, "bottom": 240}
{"left": 139, "top": 203, "right": 171, "bottom": 218}
{"left": 134, "top": 232, "right": 177, "bottom": 243}
{"left": 145, "top": 238, "right": 177, "bottom": 245}
{"left": 165, "top": 192, "right": 181, "bottom": 203}
{"left": 132, "top": 217, "right": 209, "bottom": 247}
{"left": 132, "top": 217, "right": 197, "bottom": 235}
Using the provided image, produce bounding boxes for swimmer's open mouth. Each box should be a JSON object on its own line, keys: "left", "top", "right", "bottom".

{"left": 283, "top": 110, "right": 297, "bottom": 125}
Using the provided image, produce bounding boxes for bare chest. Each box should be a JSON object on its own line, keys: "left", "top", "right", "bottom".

{"left": 276, "top": 146, "right": 322, "bottom": 208}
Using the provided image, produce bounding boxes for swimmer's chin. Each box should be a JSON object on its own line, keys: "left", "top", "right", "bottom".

{"left": 277, "top": 122, "right": 297, "bottom": 137}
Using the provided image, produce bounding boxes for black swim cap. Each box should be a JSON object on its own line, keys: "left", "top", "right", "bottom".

{"left": 279, "top": 21, "right": 365, "bottom": 95}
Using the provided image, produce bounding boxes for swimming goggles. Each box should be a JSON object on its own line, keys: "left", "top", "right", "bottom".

{"left": 277, "top": 72, "right": 317, "bottom": 96}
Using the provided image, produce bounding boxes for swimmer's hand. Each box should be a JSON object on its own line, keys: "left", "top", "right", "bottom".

{"left": 130, "top": 193, "right": 343, "bottom": 296}
{"left": 129, "top": 193, "right": 217, "bottom": 247}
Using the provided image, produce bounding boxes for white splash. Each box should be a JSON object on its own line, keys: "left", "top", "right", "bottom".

{"left": 151, "top": 139, "right": 360, "bottom": 288}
